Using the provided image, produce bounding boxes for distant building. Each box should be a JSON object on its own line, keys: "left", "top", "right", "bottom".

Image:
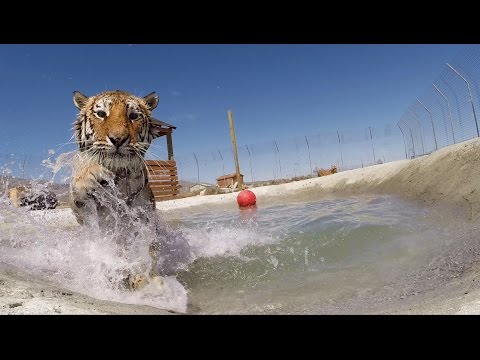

{"left": 216, "top": 173, "right": 244, "bottom": 188}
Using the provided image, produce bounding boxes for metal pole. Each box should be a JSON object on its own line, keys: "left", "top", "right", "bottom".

{"left": 409, "top": 128, "right": 416, "bottom": 158}
{"left": 401, "top": 118, "right": 415, "bottom": 158}
{"left": 218, "top": 149, "right": 225, "bottom": 177}
{"left": 416, "top": 98, "right": 438, "bottom": 150}
{"left": 397, "top": 122, "right": 408, "bottom": 159}
{"left": 337, "top": 130, "right": 344, "bottom": 169}
{"left": 305, "top": 135, "right": 313, "bottom": 176}
{"left": 433, "top": 83, "right": 456, "bottom": 144}
{"left": 408, "top": 110, "right": 425, "bottom": 155}
{"left": 245, "top": 144, "right": 254, "bottom": 183}
{"left": 273, "top": 140, "right": 282, "bottom": 180}
{"left": 228, "top": 110, "right": 242, "bottom": 189}
{"left": 22, "top": 154, "right": 26, "bottom": 179}
{"left": 446, "top": 63, "right": 480, "bottom": 137}
{"left": 369, "top": 126, "right": 376, "bottom": 164}
{"left": 193, "top": 152, "right": 199, "bottom": 183}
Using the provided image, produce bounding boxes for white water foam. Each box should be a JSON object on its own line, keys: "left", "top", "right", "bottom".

{"left": 0, "top": 152, "right": 280, "bottom": 314}
{"left": 0, "top": 197, "right": 188, "bottom": 313}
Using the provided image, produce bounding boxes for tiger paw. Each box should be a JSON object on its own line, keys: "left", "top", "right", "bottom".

{"left": 71, "top": 163, "right": 114, "bottom": 200}
{"left": 126, "top": 273, "right": 150, "bottom": 291}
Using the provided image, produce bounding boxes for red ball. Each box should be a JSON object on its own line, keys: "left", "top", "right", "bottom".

{"left": 237, "top": 189, "right": 257, "bottom": 207}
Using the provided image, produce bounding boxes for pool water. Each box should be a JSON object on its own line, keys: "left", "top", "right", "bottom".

{"left": 0, "top": 191, "right": 464, "bottom": 314}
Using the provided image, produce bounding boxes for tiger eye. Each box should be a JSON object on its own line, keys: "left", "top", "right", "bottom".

{"left": 96, "top": 110, "right": 107, "bottom": 118}
{"left": 129, "top": 112, "right": 138, "bottom": 120}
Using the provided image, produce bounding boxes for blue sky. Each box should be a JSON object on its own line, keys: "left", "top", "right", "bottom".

{"left": 0, "top": 44, "right": 465, "bottom": 182}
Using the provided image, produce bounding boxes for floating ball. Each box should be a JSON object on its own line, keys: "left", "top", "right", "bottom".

{"left": 237, "top": 189, "right": 257, "bottom": 208}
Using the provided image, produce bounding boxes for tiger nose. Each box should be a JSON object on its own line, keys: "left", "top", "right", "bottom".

{"left": 108, "top": 135, "right": 129, "bottom": 148}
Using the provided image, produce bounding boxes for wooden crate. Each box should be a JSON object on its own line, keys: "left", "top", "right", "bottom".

{"left": 145, "top": 160, "right": 179, "bottom": 201}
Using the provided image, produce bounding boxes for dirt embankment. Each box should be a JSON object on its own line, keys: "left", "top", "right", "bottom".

{"left": 159, "top": 137, "right": 480, "bottom": 221}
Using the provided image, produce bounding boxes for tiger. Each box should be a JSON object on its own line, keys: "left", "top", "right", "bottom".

{"left": 70, "top": 90, "right": 191, "bottom": 290}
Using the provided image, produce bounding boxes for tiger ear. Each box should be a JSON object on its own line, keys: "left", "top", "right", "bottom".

{"left": 143, "top": 92, "right": 159, "bottom": 110}
{"left": 73, "top": 91, "right": 89, "bottom": 110}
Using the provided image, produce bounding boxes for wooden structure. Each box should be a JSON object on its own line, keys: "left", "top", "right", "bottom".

{"left": 146, "top": 118, "right": 179, "bottom": 201}
{"left": 216, "top": 173, "right": 244, "bottom": 188}
{"left": 228, "top": 110, "right": 243, "bottom": 188}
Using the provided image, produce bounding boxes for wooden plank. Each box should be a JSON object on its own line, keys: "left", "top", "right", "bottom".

{"left": 145, "top": 160, "right": 176, "bottom": 166}
{"left": 149, "top": 175, "right": 178, "bottom": 180}
{"left": 147, "top": 164, "right": 177, "bottom": 169}
{"left": 154, "top": 191, "right": 179, "bottom": 195}
{"left": 151, "top": 183, "right": 177, "bottom": 186}
{"left": 149, "top": 184, "right": 180, "bottom": 189}
{"left": 147, "top": 170, "right": 176, "bottom": 174}
{"left": 152, "top": 191, "right": 180, "bottom": 196}
{"left": 155, "top": 196, "right": 179, "bottom": 201}
{"left": 149, "top": 181, "right": 179, "bottom": 185}
{"left": 149, "top": 180, "right": 178, "bottom": 185}
{"left": 148, "top": 170, "right": 177, "bottom": 174}
{"left": 150, "top": 189, "right": 180, "bottom": 194}
{"left": 149, "top": 183, "right": 179, "bottom": 187}
{"left": 145, "top": 159, "right": 178, "bottom": 202}
{"left": 150, "top": 186, "right": 180, "bottom": 191}
{"left": 148, "top": 170, "right": 177, "bottom": 176}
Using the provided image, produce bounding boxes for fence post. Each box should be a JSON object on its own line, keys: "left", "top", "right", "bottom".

{"left": 245, "top": 144, "right": 254, "bottom": 183}
{"left": 408, "top": 128, "right": 416, "bottom": 158}
{"left": 304, "top": 136, "right": 313, "bottom": 176}
{"left": 397, "top": 122, "right": 408, "bottom": 159}
{"left": 416, "top": 98, "right": 438, "bottom": 150}
{"left": 433, "top": 83, "right": 456, "bottom": 144}
{"left": 337, "top": 130, "right": 344, "bottom": 169}
{"left": 218, "top": 149, "right": 225, "bottom": 178}
{"left": 273, "top": 140, "right": 282, "bottom": 180}
{"left": 22, "top": 154, "right": 26, "bottom": 179}
{"left": 408, "top": 110, "right": 426, "bottom": 155}
{"left": 446, "top": 63, "right": 480, "bottom": 137}
{"left": 369, "top": 126, "right": 376, "bottom": 164}
{"left": 193, "top": 152, "right": 199, "bottom": 183}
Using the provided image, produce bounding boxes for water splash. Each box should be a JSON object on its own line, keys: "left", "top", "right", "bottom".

{"left": 0, "top": 151, "right": 192, "bottom": 313}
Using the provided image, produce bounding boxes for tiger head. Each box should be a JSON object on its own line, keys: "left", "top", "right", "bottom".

{"left": 72, "top": 90, "right": 163, "bottom": 169}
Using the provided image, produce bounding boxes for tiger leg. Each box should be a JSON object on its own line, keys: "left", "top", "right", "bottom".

{"left": 69, "top": 163, "right": 115, "bottom": 225}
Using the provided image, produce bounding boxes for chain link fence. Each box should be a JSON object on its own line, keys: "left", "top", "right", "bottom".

{"left": 174, "top": 123, "right": 404, "bottom": 185}
{"left": 398, "top": 45, "right": 480, "bottom": 159}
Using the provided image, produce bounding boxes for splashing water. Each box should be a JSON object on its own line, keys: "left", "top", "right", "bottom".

{"left": 1, "top": 151, "right": 473, "bottom": 314}
{"left": 0, "top": 151, "right": 192, "bottom": 313}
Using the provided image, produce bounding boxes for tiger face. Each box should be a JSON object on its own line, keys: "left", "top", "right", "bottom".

{"left": 73, "top": 90, "right": 163, "bottom": 169}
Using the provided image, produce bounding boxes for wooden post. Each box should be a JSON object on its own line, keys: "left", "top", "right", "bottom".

{"left": 228, "top": 110, "right": 242, "bottom": 189}
{"left": 166, "top": 132, "right": 174, "bottom": 160}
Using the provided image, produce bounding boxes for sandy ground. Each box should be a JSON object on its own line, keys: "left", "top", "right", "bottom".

{"left": 2, "top": 137, "right": 480, "bottom": 314}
